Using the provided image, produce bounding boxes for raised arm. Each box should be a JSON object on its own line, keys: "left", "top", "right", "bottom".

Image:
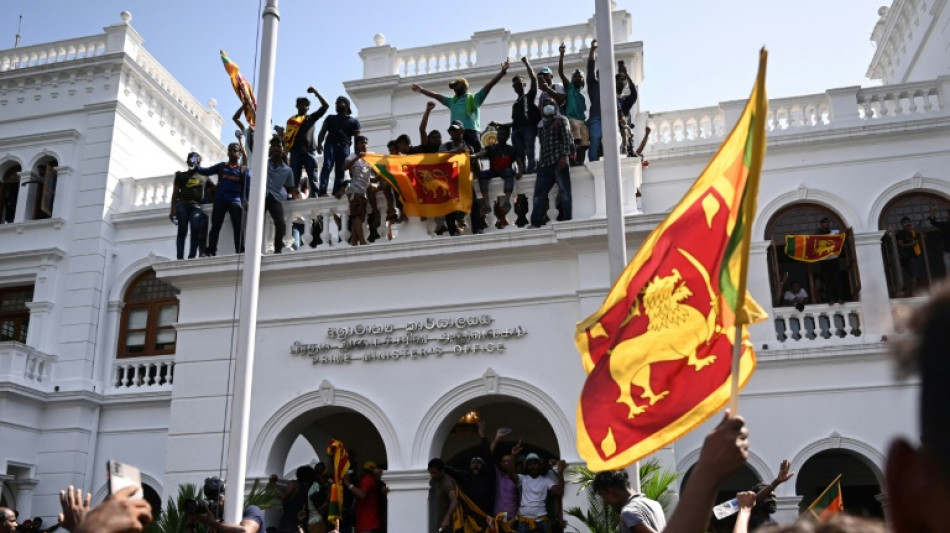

{"left": 732, "top": 491, "right": 757, "bottom": 533}
{"left": 550, "top": 459, "right": 566, "bottom": 497}
{"left": 557, "top": 43, "right": 569, "bottom": 87}
{"left": 507, "top": 440, "right": 522, "bottom": 482}
{"left": 663, "top": 412, "right": 749, "bottom": 533}
{"left": 420, "top": 102, "right": 436, "bottom": 145}
{"left": 481, "top": 60, "right": 510, "bottom": 96}
{"left": 587, "top": 40, "right": 598, "bottom": 86}
{"left": 233, "top": 105, "right": 246, "bottom": 132}
{"left": 308, "top": 87, "right": 330, "bottom": 119}
{"left": 755, "top": 459, "right": 794, "bottom": 504}
{"left": 523, "top": 57, "right": 538, "bottom": 95}
{"left": 411, "top": 83, "right": 447, "bottom": 103}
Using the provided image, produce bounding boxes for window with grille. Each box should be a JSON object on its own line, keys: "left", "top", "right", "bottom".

{"left": 117, "top": 270, "right": 180, "bottom": 357}
{"left": 878, "top": 192, "right": 950, "bottom": 297}
{"left": 0, "top": 285, "right": 33, "bottom": 343}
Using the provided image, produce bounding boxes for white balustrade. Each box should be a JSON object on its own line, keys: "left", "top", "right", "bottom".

{"left": 772, "top": 302, "right": 864, "bottom": 345}
{"left": 642, "top": 79, "right": 948, "bottom": 151}
{"left": 0, "top": 342, "right": 57, "bottom": 391}
{"left": 507, "top": 24, "right": 595, "bottom": 61}
{"left": 133, "top": 49, "right": 207, "bottom": 122}
{"left": 24, "top": 351, "right": 52, "bottom": 383}
{"left": 0, "top": 37, "right": 107, "bottom": 72}
{"left": 856, "top": 82, "right": 941, "bottom": 120}
{"left": 111, "top": 356, "right": 175, "bottom": 391}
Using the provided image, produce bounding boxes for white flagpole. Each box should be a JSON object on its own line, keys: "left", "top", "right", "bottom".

{"left": 594, "top": 0, "right": 639, "bottom": 491}
{"left": 223, "top": 0, "right": 279, "bottom": 524}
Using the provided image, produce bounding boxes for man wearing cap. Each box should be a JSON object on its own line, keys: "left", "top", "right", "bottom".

{"left": 508, "top": 443, "right": 565, "bottom": 533}
{"left": 411, "top": 60, "right": 510, "bottom": 152}
{"left": 536, "top": 66, "right": 565, "bottom": 111}
{"left": 346, "top": 461, "right": 383, "bottom": 533}
{"left": 283, "top": 87, "right": 330, "bottom": 198}
{"left": 316, "top": 96, "right": 361, "bottom": 198}
{"left": 558, "top": 43, "right": 589, "bottom": 165}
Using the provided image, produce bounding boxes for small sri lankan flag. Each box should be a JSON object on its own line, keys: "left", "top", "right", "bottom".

{"left": 326, "top": 439, "right": 350, "bottom": 523}
{"left": 807, "top": 474, "right": 844, "bottom": 521}
{"left": 365, "top": 152, "right": 473, "bottom": 218}
{"left": 575, "top": 49, "right": 770, "bottom": 471}
{"left": 220, "top": 50, "right": 257, "bottom": 128}
{"left": 785, "top": 234, "right": 846, "bottom": 262}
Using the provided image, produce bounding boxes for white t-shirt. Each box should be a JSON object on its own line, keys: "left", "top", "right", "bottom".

{"left": 784, "top": 288, "right": 808, "bottom": 302}
{"left": 517, "top": 473, "right": 556, "bottom": 518}
{"left": 620, "top": 494, "right": 666, "bottom": 532}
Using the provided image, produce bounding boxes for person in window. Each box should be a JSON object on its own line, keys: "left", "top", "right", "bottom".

{"left": 928, "top": 201, "right": 950, "bottom": 277}
{"left": 896, "top": 216, "right": 924, "bottom": 296}
{"left": 783, "top": 280, "right": 808, "bottom": 312}
{"left": 815, "top": 217, "right": 846, "bottom": 304}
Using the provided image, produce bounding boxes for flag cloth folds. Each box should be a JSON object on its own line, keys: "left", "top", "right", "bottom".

{"left": 326, "top": 439, "right": 350, "bottom": 523}
{"left": 365, "top": 153, "right": 473, "bottom": 218}
{"left": 807, "top": 475, "right": 844, "bottom": 521}
{"left": 785, "top": 234, "right": 846, "bottom": 262}
{"left": 575, "top": 50, "right": 770, "bottom": 471}
{"left": 220, "top": 50, "right": 257, "bottom": 128}
{"left": 451, "top": 487, "right": 492, "bottom": 533}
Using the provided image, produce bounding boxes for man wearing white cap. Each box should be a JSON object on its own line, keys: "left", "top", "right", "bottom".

{"left": 508, "top": 443, "right": 564, "bottom": 533}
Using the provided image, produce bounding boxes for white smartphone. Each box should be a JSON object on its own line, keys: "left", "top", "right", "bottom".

{"left": 107, "top": 460, "right": 144, "bottom": 499}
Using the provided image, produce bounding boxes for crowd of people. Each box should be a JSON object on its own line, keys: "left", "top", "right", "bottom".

{"left": 170, "top": 41, "right": 645, "bottom": 257}
{"left": 7, "top": 278, "right": 950, "bottom": 532}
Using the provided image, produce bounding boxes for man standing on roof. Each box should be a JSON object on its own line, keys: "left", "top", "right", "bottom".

{"left": 411, "top": 60, "right": 511, "bottom": 152}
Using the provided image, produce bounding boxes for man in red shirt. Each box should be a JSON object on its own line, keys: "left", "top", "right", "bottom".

{"left": 347, "top": 461, "right": 383, "bottom": 533}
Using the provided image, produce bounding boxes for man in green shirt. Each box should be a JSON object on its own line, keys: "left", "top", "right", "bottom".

{"left": 411, "top": 59, "right": 510, "bottom": 151}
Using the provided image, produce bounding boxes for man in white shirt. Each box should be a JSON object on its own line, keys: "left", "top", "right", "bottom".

{"left": 593, "top": 470, "right": 666, "bottom": 533}
{"left": 508, "top": 443, "right": 564, "bottom": 533}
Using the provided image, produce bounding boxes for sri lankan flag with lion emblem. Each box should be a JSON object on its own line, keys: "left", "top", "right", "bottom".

{"left": 575, "top": 50, "right": 770, "bottom": 471}
{"left": 365, "top": 153, "right": 473, "bottom": 218}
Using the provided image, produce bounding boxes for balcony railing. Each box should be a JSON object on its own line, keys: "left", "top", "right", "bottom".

{"left": 0, "top": 36, "right": 106, "bottom": 72}
{"left": 0, "top": 341, "right": 57, "bottom": 392}
{"left": 111, "top": 356, "right": 175, "bottom": 392}
{"left": 114, "top": 159, "right": 643, "bottom": 251}
{"left": 641, "top": 77, "right": 950, "bottom": 152}
{"left": 772, "top": 302, "right": 864, "bottom": 346}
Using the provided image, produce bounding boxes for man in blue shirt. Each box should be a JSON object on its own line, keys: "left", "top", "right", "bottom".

{"left": 265, "top": 143, "right": 300, "bottom": 254}
{"left": 195, "top": 140, "right": 250, "bottom": 256}
{"left": 410, "top": 59, "right": 510, "bottom": 152}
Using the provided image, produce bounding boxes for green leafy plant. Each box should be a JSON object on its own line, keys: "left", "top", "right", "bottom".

{"left": 145, "top": 479, "right": 278, "bottom": 533}
{"left": 565, "top": 459, "right": 682, "bottom": 533}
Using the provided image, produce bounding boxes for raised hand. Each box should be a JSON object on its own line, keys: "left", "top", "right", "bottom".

{"left": 521, "top": 56, "right": 529, "bottom": 65}
{"left": 558, "top": 43, "right": 566, "bottom": 55}
{"left": 426, "top": 101, "right": 437, "bottom": 111}
{"left": 59, "top": 485, "right": 93, "bottom": 532}
{"left": 736, "top": 491, "right": 756, "bottom": 510}
{"left": 501, "top": 59, "right": 510, "bottom": 73}
{"left": 411, "top": 84, "right": 422, "bottom": 93}
{"left": 775, "top": 459, "right": 795, "bottom": 484}
{"left": 73, "top": 486, "right": 152, "bottom": 533}
{"left": 590, "top": 39, "right": 597, "bottom": 52}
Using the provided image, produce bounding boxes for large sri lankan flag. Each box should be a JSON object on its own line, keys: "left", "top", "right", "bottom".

{"left": 220, "top": 50, "right": 257, "bottom": 128}
{"left": 365, "top": 153, "right": 473, "bottom": 217}
{"left": 575, "top": 50, "right": 770, "bottom": 470}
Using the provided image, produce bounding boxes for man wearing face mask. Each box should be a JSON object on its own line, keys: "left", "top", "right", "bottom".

{"left": 410, "top": 60, "right": 509, "bottom": 152}
{"left": 531, "top": 101, "right": 573, "bottom": 228}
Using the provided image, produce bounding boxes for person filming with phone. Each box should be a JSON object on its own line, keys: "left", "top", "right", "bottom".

{"left": 183, "top": 477, "right": 263, "bottom": 533}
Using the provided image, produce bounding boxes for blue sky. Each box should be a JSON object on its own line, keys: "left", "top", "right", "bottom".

{"left": 2, "top": 1, "right": 883, "bottom": 142}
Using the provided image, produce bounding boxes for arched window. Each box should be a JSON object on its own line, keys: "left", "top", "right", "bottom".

{"left": 117, "top": 270, "right": 179, "bottom": 358}
{"left": 764, "top": 203, "right": 860, "bottom": 307}
{"left": 30, "top": 157, "right": 58, "bottom": 220}
{"left": 878, "top": 192, "right": 950, "bottom": 297}
{"left": 0, "top": 163, "right": 21, "bottom": 224}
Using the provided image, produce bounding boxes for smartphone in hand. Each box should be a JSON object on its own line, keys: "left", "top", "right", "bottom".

{"left": 107, "top": 460, "right": 144, "bottom": 499}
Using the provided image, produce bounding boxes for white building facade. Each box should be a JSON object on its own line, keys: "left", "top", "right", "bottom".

{"left": 1, "top": 2, "right": 946, "bottom": 530}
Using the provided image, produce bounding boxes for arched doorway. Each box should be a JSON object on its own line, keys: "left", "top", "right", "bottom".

{"left": 878, "top": 192, "right": 950, "bottom": 297}
{"left": 764, "top": 203, "right": 860, "bottom": 307}
{"left": 795, "top": 450, "right": 883, "bottom": 519}
{"left": 435, "top": 397, "right": 560, "bottom": 471}
{"left": 275, "top": 408, "right": 389, "bottom": 474}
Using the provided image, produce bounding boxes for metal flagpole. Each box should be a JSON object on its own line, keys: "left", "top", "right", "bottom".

{"left": 223, "top": 0, "right": 279, "bottom": 524}
{"left": 593, "top": 0, "right": 639, "bottom": 491}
